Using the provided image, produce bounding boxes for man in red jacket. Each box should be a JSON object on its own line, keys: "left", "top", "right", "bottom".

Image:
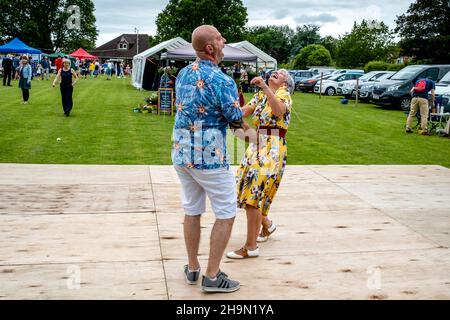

{"left": 55, "top": 56, "right": 63, "bottom": 73}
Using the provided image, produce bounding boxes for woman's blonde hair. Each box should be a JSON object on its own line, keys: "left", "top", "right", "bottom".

{"left": 63, "top": 59, "right": 71, "bottom": 65}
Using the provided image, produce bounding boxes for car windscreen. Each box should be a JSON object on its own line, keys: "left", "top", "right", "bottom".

{"left": 438, "top": 71, "right": 450, "bottom": 84}
{"left": 376, "top": 72, "right": 394, "bottom": 81}
{"left": 390, "top": 66, "right": 424, "bottom": 80}
{"left": 358, "top": 72, "right": 378, "bottom": 81}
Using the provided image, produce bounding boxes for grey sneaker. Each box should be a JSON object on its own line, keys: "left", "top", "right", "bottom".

{"left": 201, "top": 271, "right": 240, "bottom": 293}
{"left": 184, "top": 265, "right": 200, "bottom": 285}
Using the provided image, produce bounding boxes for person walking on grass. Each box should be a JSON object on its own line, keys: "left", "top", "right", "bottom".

{"left": 52, "top": 59, "right": 78, "bottom": 117}
{"left": 172, "top": 25, "right": 246, "bottom": 293}
{"left": 16, "top": 56, "right": 32, "bottom": 104}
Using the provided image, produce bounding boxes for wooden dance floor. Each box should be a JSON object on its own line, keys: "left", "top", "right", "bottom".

{"left": 0, "top": 164, "right": 449, "bottom": 299}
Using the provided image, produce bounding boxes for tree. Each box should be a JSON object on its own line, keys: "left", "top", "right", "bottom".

{"left": 319, "top": 35, "right": 338, "bottom": 59}
{"left": 155, "top": 0, "right": 248, "bottom": 43}
{"left": 334, "top": 20, "right": 394, "bottom": 68}
{"left": 307, "top": 47, "right": 332, "bottom": 67}
{"left": 292, "top": 44, "right": 331, "bottom": 69}
{"left": 289, "top": 25, "right": 321, "bottom": 58}
{"left": 53, "top": 0, "right": 98, "bottom": 52}
{"left": 395, "top": 0, "right": 450, "bottom": 64}
{"left": 0, "top": 0, "right": 98, "bottom": 52}
{"left": 244, "top": 25, "right": 293, "bottom": 64}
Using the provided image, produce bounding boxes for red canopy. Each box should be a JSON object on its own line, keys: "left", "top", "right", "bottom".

{"left": 69, "top": 48, "right": 97, "bottom": 60}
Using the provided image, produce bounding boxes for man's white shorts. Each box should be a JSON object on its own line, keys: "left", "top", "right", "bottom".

{"left": 174, "top": 166, "right": 237, "bottom": 219}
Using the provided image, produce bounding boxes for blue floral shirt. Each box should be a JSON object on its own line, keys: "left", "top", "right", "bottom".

{"left": 172, "top": 59, "right": 243, "bottom": 170}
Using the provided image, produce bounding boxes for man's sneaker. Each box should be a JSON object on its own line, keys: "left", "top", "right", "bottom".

{"left": 183, "top": 265, "right": 200, "bottom": 285}
{"left": 201, "top": 271, "right": 240, "bottom": 293}
{"left": 420, "top": 129, "right": 430, "bottom": 136}
{"left": 226, "top": 247, "right": 259, "bottom": 259}
{"left": 405, "top": 127, "right": 413, "bottom": 133}
{"left": 257, "top": 223, "right": 277, "bottom": 242}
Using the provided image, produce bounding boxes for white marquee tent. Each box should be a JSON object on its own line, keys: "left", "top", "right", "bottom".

{"left": 132, "top": 37, "right": 188, "bottom": 89}
{"left": 229, "top": 40, "right": 277, "bottom": 70}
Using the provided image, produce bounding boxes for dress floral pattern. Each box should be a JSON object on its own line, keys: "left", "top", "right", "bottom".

{"left": 236, "top": 87, "right": 292, "bottom": 216}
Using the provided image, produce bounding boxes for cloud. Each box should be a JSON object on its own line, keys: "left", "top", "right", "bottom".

{"left": 293, "top": 13, "right": 337, "bottom": 24}
{"left": 92, "top": 0, "right": 412, "bottom": 46}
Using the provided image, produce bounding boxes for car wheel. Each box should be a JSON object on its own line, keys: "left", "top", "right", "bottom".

{"left": 325, "top": 87, "right": 335, "bottom": 96}
{"left": 399, "top": 97, "right": 411, "bottom": 111}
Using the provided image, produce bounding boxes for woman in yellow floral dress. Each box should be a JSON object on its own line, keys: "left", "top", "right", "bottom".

{"left": 227, "top": 69, "right": 294, "bottom": 259}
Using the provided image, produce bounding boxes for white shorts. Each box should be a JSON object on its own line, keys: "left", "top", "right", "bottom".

{"left": 174, "top": 166, "right": 237, "bottom": 219}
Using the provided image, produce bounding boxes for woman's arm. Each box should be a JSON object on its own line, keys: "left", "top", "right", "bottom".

{"left": 71, "top": 69, "right": 78, "bottom": 86}
{"left": 26, "top": 65, "right": 32, "bottom": 83}
{"left": 240, "top": 105, "right": 254, "bottom": 118}
{"left": 52, "top": 69, "right": 62, "bottom": 87}
{"left": 251, "top": 77, "right": 287, "bottom": 118}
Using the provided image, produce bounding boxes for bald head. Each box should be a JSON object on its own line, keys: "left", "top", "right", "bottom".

{"left": 191, "top": 25, "right": 225, "bottom": 64}
{"left": 192, "top": 25, "right": 220, "bottom": 52}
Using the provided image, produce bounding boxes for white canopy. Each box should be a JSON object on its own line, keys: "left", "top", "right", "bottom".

{"left": 162, "top": 43, "right": 257, "bottom": 62}
{"left": 132, "top": 37, "right": 188, "bottom": 89}
{"left": 228, "top": 40, "right": 277, "bottom": 70}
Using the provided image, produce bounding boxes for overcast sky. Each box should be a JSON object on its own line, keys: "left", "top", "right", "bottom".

{"left": 93, "top": 0, "right": 413, "bottom": 46}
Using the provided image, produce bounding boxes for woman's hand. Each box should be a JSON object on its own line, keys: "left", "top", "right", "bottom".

{"left": 250, "top": 76, "right": 268, "bottom": 89}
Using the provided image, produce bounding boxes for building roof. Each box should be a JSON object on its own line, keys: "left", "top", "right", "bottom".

{"left": 90, "top": 34, "right": 150, "bottom": 59}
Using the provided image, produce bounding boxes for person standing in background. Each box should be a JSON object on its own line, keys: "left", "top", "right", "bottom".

{"left": 55, "top": 56, "right": 63, "bottom": 73}
{"left": 405, "top": 76, "right": 436, "bottom": 135}
{"left": 40, "top": 56, "right": 50, "bottom": 80}
{"left": 2, "top": 54, "right": 13, "bottom": 86}
{"left": 16, "top": 56, "right": 33, "bottom": 104}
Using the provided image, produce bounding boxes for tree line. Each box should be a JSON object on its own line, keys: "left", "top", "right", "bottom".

{"left": 155, "top": 0, "right": 449, "bottom": 69}
{"left": 0, "top": 0, "right": 98, "bottom": 53}
{"left": 0, "top": 0, "right": 448, "bottom": 68}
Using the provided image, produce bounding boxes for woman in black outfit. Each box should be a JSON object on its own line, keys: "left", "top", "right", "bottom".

{"left": 53, "top": 59, "right": 78, "bottom": 117}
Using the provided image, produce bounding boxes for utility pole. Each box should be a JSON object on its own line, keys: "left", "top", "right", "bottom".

{"left": 135, "top": 28, "right": 139, "bottom": 55}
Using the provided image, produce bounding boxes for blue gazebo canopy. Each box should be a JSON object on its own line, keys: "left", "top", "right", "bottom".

{"left": 0, "top": 38, "right": 42, "bottom": 54}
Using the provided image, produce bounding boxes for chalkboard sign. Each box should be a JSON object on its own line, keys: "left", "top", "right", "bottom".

{"left": 158, "top": 88, "right": 173, "bottom": 115}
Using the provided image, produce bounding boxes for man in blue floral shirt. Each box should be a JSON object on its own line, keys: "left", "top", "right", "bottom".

{"left": 172, "top": 25, "right": 243, "bottom": 293}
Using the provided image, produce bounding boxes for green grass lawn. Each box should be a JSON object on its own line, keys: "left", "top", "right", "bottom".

{"left": 1, "top": 75, "right": 449, "bottom": 167}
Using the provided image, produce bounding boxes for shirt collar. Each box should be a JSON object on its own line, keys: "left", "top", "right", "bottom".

{"left": 196, "top": 58, "right": 218, "bottom": 69}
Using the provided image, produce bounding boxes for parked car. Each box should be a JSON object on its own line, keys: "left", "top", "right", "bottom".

{"left": 291, "top": 70, "right": 316, "bottom": 89}
{"left": 314, "top": 72, "right": 364, "bottom": 96}
{"left": 308, "top": 67, "right": 336, "bottom": 75}
{"left": 296, "top": 74, "right": 332, "bottom": 92}
{"left": 434, "top": 70, "right": 450, "bottom": 97}
{"left": 428, "top": 71, "right": 450, "bottom": 111}
{"left": 287, "top": 70, "right": 299, "bottom": 78}
{"left": 371, "top": 65, "right": 450, "bottom": 110}
{"left": 337, "top": 71, "right": 390, "bottom": 98}
{"left": 354, "top": 72, "right": 395, "bottom": 101}
{"left": 441, "top": 94, "right": 450, "bottom": 113}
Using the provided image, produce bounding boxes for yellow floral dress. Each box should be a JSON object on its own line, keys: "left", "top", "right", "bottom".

{"left": 236, "top": 86, "right": 292, "bottom": 216}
